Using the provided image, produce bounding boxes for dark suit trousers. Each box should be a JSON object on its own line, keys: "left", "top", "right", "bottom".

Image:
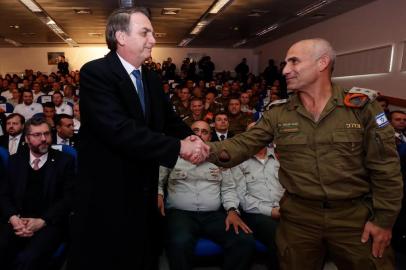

{"left": 0, "top": 223, "right": 64, "bottom": 270}
{"left": 165, "top": 209, "right": 255, "bottom": 270}
{"left": 242, "top": 212, "right": 280, "bottom": 270}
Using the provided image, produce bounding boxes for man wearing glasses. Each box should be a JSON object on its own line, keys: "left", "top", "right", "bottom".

{"left": 0, "top": 117, "right": 75, "bottom": 270}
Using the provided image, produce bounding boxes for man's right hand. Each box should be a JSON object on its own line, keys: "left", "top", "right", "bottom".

{"left": 157, "top": 194, "right": 165, "bottom": 216}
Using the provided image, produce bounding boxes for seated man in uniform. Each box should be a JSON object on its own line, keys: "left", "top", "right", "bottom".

{"left": 158, "top": 120, "right": 255, "bottom": 270}
{"left": 0, "top": 117, "right": 75, "bottom": 270}
{"left": 231, "top": 122, "right": 285, "bottom": 270}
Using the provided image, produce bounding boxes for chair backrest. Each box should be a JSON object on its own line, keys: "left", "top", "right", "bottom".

{"left": 51, "top": 144, "right": 78, "bottom": 171}
{"left": 0, "top": 146, "right": 9, "bottom": 168}
{"left": 37, "top": 95, "right": 52, "bottom": 104}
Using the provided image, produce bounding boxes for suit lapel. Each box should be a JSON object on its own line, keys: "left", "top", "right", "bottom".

{"left": 43, "top": 150, "right": 57, "bottom": 199}
{"left": 106, "top": 52, "right": 146, "bottom": 121}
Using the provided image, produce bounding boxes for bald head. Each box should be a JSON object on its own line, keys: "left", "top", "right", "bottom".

{"left": 291, "top": 38, "right": 336, "bottom": 72}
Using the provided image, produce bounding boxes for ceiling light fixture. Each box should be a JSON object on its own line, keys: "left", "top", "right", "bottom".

{"left": 233, "top": 39, "right": 247, "bottom": 48}
{"left": 178, "top": 37, "right": 193, "bottom": 47}
{"left": 296, "top": 0, "right": 335, "bottom": 17}
{"left": 256, "top": 24, "right": 279, "bottom": 36}
{"left": 162, "top": 8, "right": 181, "bottom": 15}
{"left": 209, "top": 0, "right": 233, "bottom": 14}
{"left": 190, "top": 21, "right": 209, "bottom": 35}
{"left": 19, "top": 0, "right": 42, "bottom": 12}
{"left": 3, "top": 38, "right": 22, "bottom": 47}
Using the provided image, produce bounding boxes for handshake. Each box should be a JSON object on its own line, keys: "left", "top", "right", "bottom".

{"left": 180, "top": 135, "right": 210, "bottom": 164}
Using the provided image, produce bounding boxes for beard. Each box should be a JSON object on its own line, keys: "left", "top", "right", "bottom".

{"left": 31, "top": 142, "right": 50, "bottom": 155}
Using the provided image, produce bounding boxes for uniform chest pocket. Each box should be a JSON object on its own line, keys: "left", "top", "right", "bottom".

{"left": 274, "top": 133, "right": 307, "bottom": 148}
{"left": 206, "top": 168, "right": 223, "bottom": 181}
{"left": 332, "top": 130, "right": 364, "bottom": 156}
{"left": 169, "top": 169, "right": 187, "bottom": 180}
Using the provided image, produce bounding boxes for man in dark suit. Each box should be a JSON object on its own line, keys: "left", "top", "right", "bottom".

{"left": 211, "top": 113, "right": 234, "bottom": 142}
{"left": 0, "top": 117, "right": 75, "bottom": 270}
{"left": 67, "top": 7, "right": 209, "bottom": 270}
{"left": 52, "top": 114, "right": 79, "bottom": 148}
{"left": 0, "top": 113, "right": 26, "bottom": 155}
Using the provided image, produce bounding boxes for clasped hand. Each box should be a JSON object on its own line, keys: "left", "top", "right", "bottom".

{"left": 180, "top": 135, "right": 210, "bottom": 164}
{"left": 9, "top": 215, "right": 46, "bottom": 237}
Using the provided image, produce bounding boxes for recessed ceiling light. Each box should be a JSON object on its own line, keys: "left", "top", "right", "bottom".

{"left": 9, "top": 25, "right": 20, "bottom": 29}
{"left": 154, "top": 32, "right": 167, "bottom": 38}
{"left": 74, "top": 8, "right": 92, "bottom": 15}
{"left": 88, "top": 33, "right": 103, "bottom": 37}
{"left": 162, "top": 8, "right": 181, "bottom": 15}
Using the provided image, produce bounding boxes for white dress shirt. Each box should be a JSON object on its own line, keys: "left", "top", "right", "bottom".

{"left": 8, "top": 133, "right": 22, "bottom": 155}
{"left": 55, "top": 103, "right": 73, "bottom": 116}
{"left": 29, "top": 151, "right": 48, "bottom": 170}
{"left": 56, "top": 134, "right": 70, "bottom": 145}
{"left": 116, "top": 52, "right": 142, "bottom": 94}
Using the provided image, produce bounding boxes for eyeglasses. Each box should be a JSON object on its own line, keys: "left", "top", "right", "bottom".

{"left": 192, "top": 128, "right": 210, "bottom": 135}
{"left": 28, "top": 131, "right": 51, "bottom": 139}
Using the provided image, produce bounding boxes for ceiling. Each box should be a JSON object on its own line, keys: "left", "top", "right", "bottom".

{"left": 0, "top": 0, "right": 376, "bottom": 48}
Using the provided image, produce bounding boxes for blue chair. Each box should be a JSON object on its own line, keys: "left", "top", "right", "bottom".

{"left": 0, "top": 146, "right": 9, "bottom": 168}
{"left": 0, "top": 102, "right": 14, "bottom": 113}
{"left": 51, "top": 144, "right": 77, "bottom": 171}
{"left": 194, "top": 238, "right": 223, "bottom": 257}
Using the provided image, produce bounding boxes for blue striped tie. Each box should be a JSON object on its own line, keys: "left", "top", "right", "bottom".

{"left": 131, "top": 69, "right": 145, "bottom": 114}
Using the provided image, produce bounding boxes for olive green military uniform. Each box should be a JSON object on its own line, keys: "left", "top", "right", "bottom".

{"left": 215, "top": 96, "right": 230, "bottom": 109}
{"left": 228, "top": 112, "right": 254, "bottom": 135}
{"left": 208, "top": 85, "right": 403, "bottom": 270}
{"left": 207, "top": 101, "right": 225, "bottom": 115}
{"left": 172, "top": 100, "right": 191, "bottom": 119}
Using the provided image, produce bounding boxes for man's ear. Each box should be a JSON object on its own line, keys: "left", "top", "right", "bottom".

{"left": 115, "top": 31, "right": 126, "bottom": 47}
{"left": 318, "top": 54, "right": 330, "bottom": 72}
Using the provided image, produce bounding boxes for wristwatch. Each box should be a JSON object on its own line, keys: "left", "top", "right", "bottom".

{"left": 227, "top": 207, "right": 240, "bottom": 215}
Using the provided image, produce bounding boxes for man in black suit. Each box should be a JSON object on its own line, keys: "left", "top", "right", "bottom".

{"left": 52, "top": 114, "right": 79, "bottom": 148}
{"left": 0, "top": 117, "right": 75, "bottom": 270}
{"left": 67, "top": 7, "right": 209, "bottom": 270}
{"left": 211, "top": 113, "right": 234, "bottom": 142}
{"left": 0, "top": 113, "right": 26, "bottom": 155}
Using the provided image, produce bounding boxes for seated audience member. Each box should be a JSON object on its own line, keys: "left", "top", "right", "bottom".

{"left": 0, "top": 117, "right": 74, "bottom": 270}
{"left": 32, "top": 82, "right": 44, "bottom": 101}
{"left": 390, "top": 111, "right": 406, "bottom": 144}
{"left": 63, "top": 85, "right": 75, "bottom": 104}
{"left": 13, "top": 90, "right": 43, "bottom": 120}
{"left": 158, "top": 120, "right": 255, "bottom": 270}
{"left": 172, "top": 87, "right": 191, "bottom": 119}
{"left": 7, "top": 88, "right": 21, "bottom": 107}
{"left": 204, "top": 91, "right": 224, "bottom": 115}
{"left": 240, "top": 92, "right": 255, "bottom": 114}
{"left": 183, "top": 98, "right": 213, "bottom": 126}
{"left": 52, "top": 92, "right": 73, "bottom": 116}
{"left": 0, "top": 113, "right": 26, "bottom": 155}
{"left": 211, "top": 113, "right": 234, "bottom": 142}
{"left": 53, "top": 114, "right": 78, "bottom": 148}
{"left": 377, "top": 95, "right": 390, "bottom": 118}
{"left": 215, "top": 85, "right": 231, "bottom": 109}
{"left": 231, "top": 123, "right": 284, "bottom": 270}
{"left": 48, "top": 82, "right": 62, "bottom": 96}
{"left": 73, "top": 103, "right": 80, "bottom": 134}
{"left": 43, "top": 102, "right": 56, "bottom": 130}
{"left": 227, "top": 97, "right": 254, "bottom": 135}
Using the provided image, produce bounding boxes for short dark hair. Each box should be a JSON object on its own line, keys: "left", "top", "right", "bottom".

{"left": 43, "top": 102, "right": 55, "bottom": 109}
{"left": 55, "top": 114, "right": 73, "bottom": 126}
{"left": 24, "top": 117, "right": 50, "bottom": 136}
{"left": 105, "top": 7, "right": 151, "bottom": 51}
{"left": 389, "top": 110, "right": 406, "bottom": 121}
{"left": 214, "top": 113, "right": 228, "bottom": 120}
{"left": 6, "top": 113, "right": 25, "bottom": 125}
{"left": 52, "top": 92, "right": 64, "bottom": 98}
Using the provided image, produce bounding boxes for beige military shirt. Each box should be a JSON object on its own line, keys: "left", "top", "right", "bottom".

{"left": 208, "top": 85, "right": 403, "bottom": 228}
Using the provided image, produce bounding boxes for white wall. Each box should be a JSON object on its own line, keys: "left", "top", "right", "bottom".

{"left": 0, "top": 45, "right": 256, "bottom": 76}
{"left": 255, "top": 0, "right": 406, "bottom": 98}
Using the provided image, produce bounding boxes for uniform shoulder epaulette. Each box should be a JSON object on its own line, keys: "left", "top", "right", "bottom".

{"left": 265, "top": 99, "right": 288, "bottom": 110}
{"left": 182, "top": 115, "right": 189, "bottom": 121}
{"left": 344, "top": 87, "right": 378, "bottom": 108}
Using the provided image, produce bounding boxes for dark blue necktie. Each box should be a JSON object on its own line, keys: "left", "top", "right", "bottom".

{"left": 131, "top": 69, "right": 145, "bottom": 114}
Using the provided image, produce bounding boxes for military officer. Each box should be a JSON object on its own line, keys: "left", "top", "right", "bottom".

{"left": 227, "top": 97, "right": 254, "bottom": 135}
{"left": 207, "top": 38, "right": 403, "bottom": 270}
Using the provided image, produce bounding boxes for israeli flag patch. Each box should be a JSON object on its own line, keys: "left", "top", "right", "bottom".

{"left": 375, "top": 112, "right": 389, "bottom": 128}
